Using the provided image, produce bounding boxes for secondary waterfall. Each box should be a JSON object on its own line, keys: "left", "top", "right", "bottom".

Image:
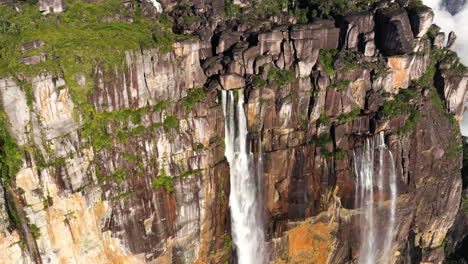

{"left": 222, "top": 90, "right": 266, "bottom": 264}
{"left": 354, "top": 131, "right": 397, "bottom": 264}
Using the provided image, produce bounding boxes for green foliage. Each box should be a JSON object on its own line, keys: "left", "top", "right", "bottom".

{"left": 313, "top": 132, "right": 332, "bottom": 146}
{"left": 193, "top": 143, "right": 204, "bottom": 151}
{"left": 106, "top": 168, "right": 131, "bottom": 183}
{"left": 426, "top": 24, "right": 440, "bottom": 40}
{"left": 251, "top": 0, "right": 289, "bottom": 18}
{"left": 338, "top": 107, "right": 361, "bottom": 123}
{"left": 445, "top": 140, "right": 462, "bottom": 161}
{"left": 224, "top": 2, "right": 241, "bottom": 18}
{"left": 181, "top": 88, "right": 206, "bottom": 111}
{"left": 29, "top": 224, "right": 40, "bottom": 239}
{"left": 381, "top": 88, "right": 417, "bottom": 119}
{"left": 381, "top": 88, "right": 420, "bottom": 135}
{"left": 318, "top": 49, "right": 338, "bottom": 75}
{"left": 304, "top": 0, "right": 377, "bottom": 17}
{"left": 397, "top": 111, "right": 421, "bottom": 135}
{"left": 0, "top": 111, "right": 23, "bottom": 186}
{"left": 163, "top": 116, "right": 179, "bottom": 130}
{"left": 329, "top": 80, "right": 350, "bottom": 91}
{"left": 408, "top": 0, "right": 424, "bottom": 7}
{"left": 178, "top": 169, "right": 203, "bottom": 178}
{"left": 317, "top": 113, "right": 331, "bottom": 126}
{"left": 152, "top": 167, "right": 202, "bottom": 191}
{"left": 111, "top": 191, "right": 133, "bottom": 201}
{"left": 36, "top": 157, "right": 66, "bottom": 169}
{"left": 223, "top": 234, "right": 232, "bottom": 249}
{"left": 121, "top": 151, "right": 138, "bottom": 162}
{"left": 152, "top": 100, "right": 169, "bottom": 112}
{"left": 152, "top": 169, "right": 173, "bottom": 191}
{"left": 42, "top": 195, "right": 53, "bottom": 209}
{"left": 0, "top": 0, "right": 183, "bottom": 106}
{"left": 335, "top": 148, "right": 346, "bottom": 160}
{"left": 183, "top": 15, "right": 202, "bottom": 25}
{"left": 267, "top": 68, "right": 295, "bottom": 87}
{"left": 251, "top": 74, "right": 267, "bottom": 89}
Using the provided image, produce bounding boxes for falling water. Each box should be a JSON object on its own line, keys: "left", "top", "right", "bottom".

{"left": 354, "top": 131, "right": 397, "bottom": 264}
{"left": 221, "top": 90, "right": 265, "bottom": 264}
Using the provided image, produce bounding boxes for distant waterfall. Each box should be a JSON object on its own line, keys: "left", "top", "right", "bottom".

{"left": 354, "top": 131, "right": 397, "bottom": 264}
{"left": 222, "top": 90, "right": 266, "bottom": 264}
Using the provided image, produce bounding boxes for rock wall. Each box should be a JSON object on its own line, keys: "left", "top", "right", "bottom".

{"left": 0, "top": 0, "right": 466, "bottom": 264}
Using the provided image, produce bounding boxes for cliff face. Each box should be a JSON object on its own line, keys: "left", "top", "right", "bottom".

{"left": 0, "top": 0, "right": 466, "bottom": 264}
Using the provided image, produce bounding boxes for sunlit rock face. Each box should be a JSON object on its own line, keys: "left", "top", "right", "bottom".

{"left": 0, "top": 0, "right": 466, "bottom": 263}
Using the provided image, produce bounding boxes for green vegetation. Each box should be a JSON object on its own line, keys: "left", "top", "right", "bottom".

{"left": 183, "top": 15, "right": 202, "bottom": 25}
{"left": 303, "top": 0, "right": 378, "bottom": 17}
{"left": 251, "top": 74, "right": 267, "bottom": 89}
{"left": 318, "top": 49, "right": 338, "bottom": 75}
{"left": 181, "top": 87, "right": 206, "bottom": 111}
{"left": 36, "top": 157, "right": 66, "bottom": 169}
{"left": 193, "top": 143, "right": 204, "bottom": 151}
{"left": 339, "top": 50, "right": 360, "bottom": 71}
{"left": 381, "top": 89, "right": 418, "bottom": 120}
{"left": 151, "top": 168, "right": 203, "bottom": 191}
{"left": 381, "top": 88, "right": 421, "bottom": 135}
{"left": 163, "top": 116, "right": 179, "bottom": 130}
{"left": 338, "top": 107, "right": 360, "bottom": 123}
{"left": 408, "top": 0, "right": 424, "bottom": 7}
{"left": 80, "top": 104, "right": 180, "bottom": 151}
{"left": 0, "top": 111, "right": 23, "bottom": 186}
{"left": 425, "top": 24, "right": 441, "bottom": 40}
{"left": 29, "top": 224, "right": 41, "bottom": 239}
{"left": 42, "top": 195, "right": 53, "bottom": 209}
{"left": 445, "top": 140, "right": 462, "bottom": 161}
{"left": 267, "top": 68, "right": 295, "bottom": 87}
{"left": 0, "top": 0, "right": 185, "bottom": 106}
{"left": 329, "top": 80, "right": 350, "bottom": 91}
{"left": 224, "top": 1, "right": 242, "bottom": 18}
{"left": 317, "top": 113, "right": 331, "bottom": 126}
{"left": 313, "top": 132, "right": 333, "bottom": 146}
{"left": 111, "top": 191, "right": 134, "bottom": 201}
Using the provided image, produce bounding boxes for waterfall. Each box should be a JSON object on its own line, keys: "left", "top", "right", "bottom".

{"left": 354, "top": 131, "right": 397, "bottom": 264}
{"left": 221, "top": 90, "right": 266, "bottom": 264}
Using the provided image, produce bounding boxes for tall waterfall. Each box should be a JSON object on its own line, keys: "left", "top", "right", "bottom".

{"left": 354, "top": 131, "right": 397, "bottom": 264}
{"left": 221, "top": 90, "right": 266, "bottom": 264}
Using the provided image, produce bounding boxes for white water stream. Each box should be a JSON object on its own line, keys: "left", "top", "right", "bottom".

{"left": 354, "top": 131, "right": 397, "bottom": 264}
{"left": 222, "top": 90, "right": 266, "bottom": 264}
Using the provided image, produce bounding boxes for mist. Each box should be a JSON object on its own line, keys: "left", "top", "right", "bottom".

{"left": 422, "top": 0, "right": 468, "bottom": 135}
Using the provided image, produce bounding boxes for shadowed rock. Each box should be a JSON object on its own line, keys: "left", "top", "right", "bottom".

{"left": 375, "top": 8, "right": 415, "bottom": 56}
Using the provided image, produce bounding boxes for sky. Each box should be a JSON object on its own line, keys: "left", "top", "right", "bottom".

{"left": 422, "top": 0, "right": 468, "bottom": 135}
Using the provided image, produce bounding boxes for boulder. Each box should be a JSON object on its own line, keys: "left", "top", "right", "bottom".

{"left": 21, "top": 40, "right": 46, "bottom": 52}
{"left": 216, "top": 31, "right": 243, "bottom": 54}
{"left": 447, "top": 31, "right": 457, "bottom": 50}
{"left": 408, "top": 6, "right": 434, "bottom": 38}
{"left": 39, "top": 0, "right": 65, "bottom": 14}
{"left": 375, "top": 8, "right": 415, "bottom": 56}
{"left": 258, "top": 29, "right": 285, "bottom": 57}
{"left": 220, "top": 74, "right": 246, "bottom": 90}
{"left": 434, "top": 32, "right": 446, "bottom": 49}
{"left": 290, "top": 20, "right": 340, "bottom": 50}
{"left": 19, "top": 54, "right": 46, "bottom": 65}
{"left": 342, "top": 11, "right": 375, "bottom": 52}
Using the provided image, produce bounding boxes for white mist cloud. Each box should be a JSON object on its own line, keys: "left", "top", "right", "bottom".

{"left": 423, "top": 0, "right": 468, "bottom": 135}
{"left": 423, "top": 0, "right": 468, "bottom": 64}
